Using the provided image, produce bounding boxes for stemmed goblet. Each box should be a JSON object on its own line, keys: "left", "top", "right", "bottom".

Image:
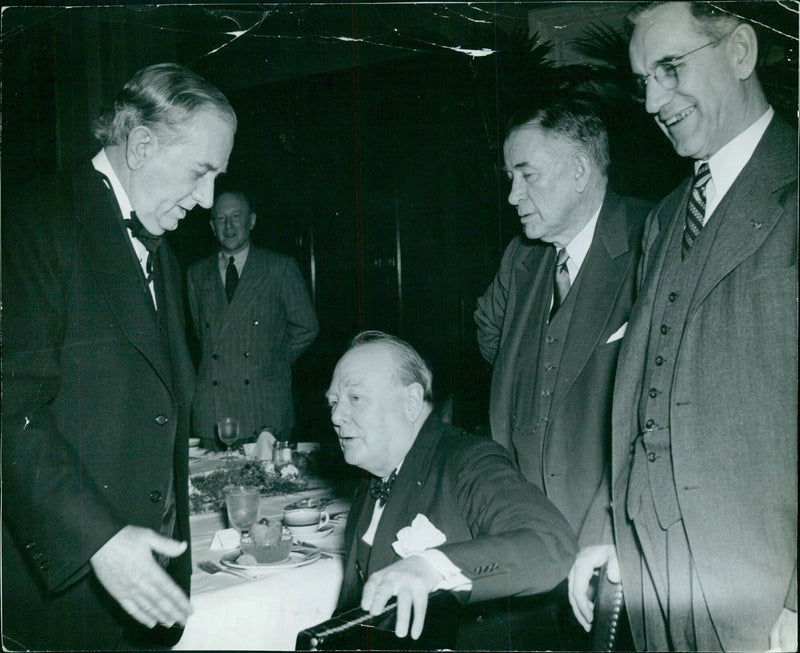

{"left": 225, "top": 486, "right": 261, "bottom": 546}
{"left": 217, "top": 417, "right": 240, "bottom": 461}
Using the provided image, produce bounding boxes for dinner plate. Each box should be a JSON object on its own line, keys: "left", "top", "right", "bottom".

{"left": 220, "top": 546, "right": 320, "bottom": 572}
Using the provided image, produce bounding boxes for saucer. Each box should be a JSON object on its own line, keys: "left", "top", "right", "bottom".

{"left": 286, "top": 518, "right": 333, "bottom": 536}
{"left": 291, "top": 523, "right": 333, "bottom": 542}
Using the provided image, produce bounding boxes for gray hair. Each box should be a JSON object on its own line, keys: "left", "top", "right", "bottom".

{"left": 505, "top": 97, "right": 611, "bottom": 176}
{"left": 93, "top": 63, "right": 237, "bottom": 147}
{"left": 626, "top": 2, "right": 743, "bottom": 41}
{"left": 348, "top": 331, "right": 434, "bottom": 403}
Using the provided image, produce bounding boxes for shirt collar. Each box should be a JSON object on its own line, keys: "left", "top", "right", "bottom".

{"left": 218, "top": 244, "right": 250, "bottom": 268}
{"left": 705, "top": 106, "right": 773, "bottom": 203}
{"left": 92, "top": 149, "right": 134, "bottom": 221}
{"left": 383, "top": 459, "right": 404, "bottom": 483}
{"left": 562, "top": 202, "right": 602, "bottom": 276}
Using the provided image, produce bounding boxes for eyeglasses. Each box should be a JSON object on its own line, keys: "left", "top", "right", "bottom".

{"left": 631, "top": 36, "right": 727, "bottom": 102}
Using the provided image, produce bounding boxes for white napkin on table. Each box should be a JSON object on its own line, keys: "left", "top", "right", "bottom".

{"left": 253, "top": 430, "right": 276, "bottom": 460}
{"left": 209, "top": 528, "right": 241, "bottom": 550}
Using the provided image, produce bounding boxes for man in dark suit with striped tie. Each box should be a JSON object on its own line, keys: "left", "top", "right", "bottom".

{"left": 570, "top": 3, "right": 797, "bottom": 650}
{"left": 187, "top": 189, "right": 318, "bottom": 448}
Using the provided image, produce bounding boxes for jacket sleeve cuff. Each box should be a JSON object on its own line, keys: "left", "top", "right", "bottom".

{"left": 409, "top": 550, "right": 472, "bottom": 593}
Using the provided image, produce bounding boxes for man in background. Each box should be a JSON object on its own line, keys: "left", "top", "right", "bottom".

{"left": 570, "top": 3, "right": 797, "bottom": 651}
{"left": 329, "top": 331, "right": 577, "bottom": 649}
{"left": 2, "top": 63, "right": 236, "bottom": 650}
{"left": 188, "top": 188, "right": 318, "bottom": 448}
{"left": 475, "top": 97, "right": 651, "bottom": 648}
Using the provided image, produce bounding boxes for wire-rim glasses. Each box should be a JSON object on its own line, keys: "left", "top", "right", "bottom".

{"left": 631, "top": 35, "right": 728, "bottom": 102}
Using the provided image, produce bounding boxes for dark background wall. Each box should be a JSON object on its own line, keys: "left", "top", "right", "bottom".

{"left": 3, "top": 3, "right": 795, "bottom": 442}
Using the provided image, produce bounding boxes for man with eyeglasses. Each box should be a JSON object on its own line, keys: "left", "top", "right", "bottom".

{"left": 568, "top": 3, "right": 797, "bottom": 651}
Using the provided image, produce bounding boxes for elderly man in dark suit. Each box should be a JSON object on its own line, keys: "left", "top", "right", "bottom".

{"left": 187, "top": 189, "right": 318, "bottom": 448}
{"left": 328, "top": 331, "right": 577, "bottom": 648}
{"left": 476, "top": 98, "right": 651, "bottom": 541}
{"left": 475, "top": 98, "right": 651, "bottom": 647}
{"left": 570, "top": 3, "right": 797, "bottom": 651}
{"left": 2, "top": 63, "right": 236, "bottom": 650}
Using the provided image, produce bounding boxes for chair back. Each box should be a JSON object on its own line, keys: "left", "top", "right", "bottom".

{"left": 589, "top": 566, "right": 625, "bottom": 652}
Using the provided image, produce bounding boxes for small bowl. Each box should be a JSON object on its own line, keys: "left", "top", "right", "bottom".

{"left": 241, "top": 532, "right": 293, "bottom": 564}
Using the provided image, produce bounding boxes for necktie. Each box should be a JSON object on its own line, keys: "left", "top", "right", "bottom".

{"left": 550, "top": 247, "right": 571, "bottom": 319}
{"left": 124, "top": 211, "right": 162, "bottom": 283}
{"left": 682, "top": 161, "right": 712, "bottom": 258}
{"left": 225, "top": 256, "right": 239, "bottom": 303}
{"left": 368, "top": 470, "right": 397, "bottom": 507}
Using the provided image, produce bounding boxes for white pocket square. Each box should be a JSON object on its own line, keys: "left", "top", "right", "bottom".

{"left": 392, "top": 514, "right": 447, "bottom": 558}
{"left": 605, "top": 323, "right": 627, "bottom": 344}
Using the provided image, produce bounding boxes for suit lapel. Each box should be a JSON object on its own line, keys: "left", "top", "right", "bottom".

{"left": 197, "top": 255, "right": 228, "bottom": 342}
{"left": 687, "top": 120, "right": 796, "bottom": 316}
{"left": 77, "top": 168, "right": 172, "bottom": 391}
{"left": 554, "top": 194, "right": 633, "bottom": 409}
{"left": 513, "top": 245, "right": 553, "bottom": 340}
{"left": 215, "top": 247, "right": 265, "bottom": 340}
{"left": 367, "top": 418, "right": 442, "bottom": 574}
{"left": 339, "top": 479, "right": 372, "bottom": 609}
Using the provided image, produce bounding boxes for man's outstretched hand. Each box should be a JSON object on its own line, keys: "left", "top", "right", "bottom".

{"left": 91, "top": 525, "right": 192, "bottom": 629}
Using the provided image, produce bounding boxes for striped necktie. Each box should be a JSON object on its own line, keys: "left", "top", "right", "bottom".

{"left": 682, "top": 162, "right": 712, "bottom": 258}
{"left": 550, "top": 247, "right": 571, "bottom": 319}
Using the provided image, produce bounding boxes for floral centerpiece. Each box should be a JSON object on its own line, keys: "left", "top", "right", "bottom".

{"left": 189, "top": 457, "right": 310, "bottom": 515}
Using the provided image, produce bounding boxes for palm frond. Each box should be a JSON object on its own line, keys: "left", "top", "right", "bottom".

{"left": 572, "top": 21, "right": 630, "bottom": 73}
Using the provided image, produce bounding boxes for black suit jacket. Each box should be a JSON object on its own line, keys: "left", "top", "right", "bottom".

{"left": 336, "top": 416, "right": 577, "bottom": 616}
{"left": 2, "top": 163, "right": 195, "bottom": 650}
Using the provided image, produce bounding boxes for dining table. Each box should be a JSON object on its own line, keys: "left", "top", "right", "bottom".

{"left": 173, "top": 450, "right": 351, "bottom": 651}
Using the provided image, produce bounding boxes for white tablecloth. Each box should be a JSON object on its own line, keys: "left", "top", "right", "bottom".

{"left": 174, "top": 488, "right": 347, "bottom": 650}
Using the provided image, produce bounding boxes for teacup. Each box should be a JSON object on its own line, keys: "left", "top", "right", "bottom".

{"left": 283, "top": 506, "right": 330, "bottom": 537}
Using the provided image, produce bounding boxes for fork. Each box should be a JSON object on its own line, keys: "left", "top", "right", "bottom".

{"left": 197, "top": 560, "right": 257, "bottom": 581}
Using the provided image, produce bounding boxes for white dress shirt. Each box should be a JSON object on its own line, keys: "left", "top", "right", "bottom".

{"left": 702, "top": 106, "right": 773, "bottom": 223}
{"left": 561, "top": 203, "right": 601, "bottom": 284}
{"left": 92, "top": 149, "right": 157, "bottom": 308}
{"left": 551, "top": 202, "right": 602, "bottom": 312}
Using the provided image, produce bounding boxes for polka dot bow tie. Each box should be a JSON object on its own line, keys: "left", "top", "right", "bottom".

{"left": 368, "top": 470, "right": 398, "bottom": 506}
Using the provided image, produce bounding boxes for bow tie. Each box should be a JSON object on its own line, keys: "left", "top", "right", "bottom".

{"left": 369, "top": 470, "right": 398, "bottom": 506}
{"left": 125, "top": 211, "right": 163, "bottom": 253}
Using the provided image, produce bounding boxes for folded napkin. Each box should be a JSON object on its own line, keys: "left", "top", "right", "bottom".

{"left": 253, "top": 430, "right": 276, "bottom": 460}
{"left": 210, "top": 528, "right": 241, "bottom": 550}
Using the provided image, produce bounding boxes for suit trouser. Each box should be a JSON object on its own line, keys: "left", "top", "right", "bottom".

{"left": 630, "top": 492, "right": 723, "bottom": 651}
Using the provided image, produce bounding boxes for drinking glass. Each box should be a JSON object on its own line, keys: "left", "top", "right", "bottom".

{"left": 217, "top": 417, "right": 240, "bottom": 460}
{"left": 225, "top": 486, "right": 261, "bottom": 545}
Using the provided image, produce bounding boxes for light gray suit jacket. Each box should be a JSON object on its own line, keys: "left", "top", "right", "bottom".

{"left": 608, "top": 117, "right": 797, "bottom": 651}
{"left": 187, "top": 246, "right": 318, "bottom": 445}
